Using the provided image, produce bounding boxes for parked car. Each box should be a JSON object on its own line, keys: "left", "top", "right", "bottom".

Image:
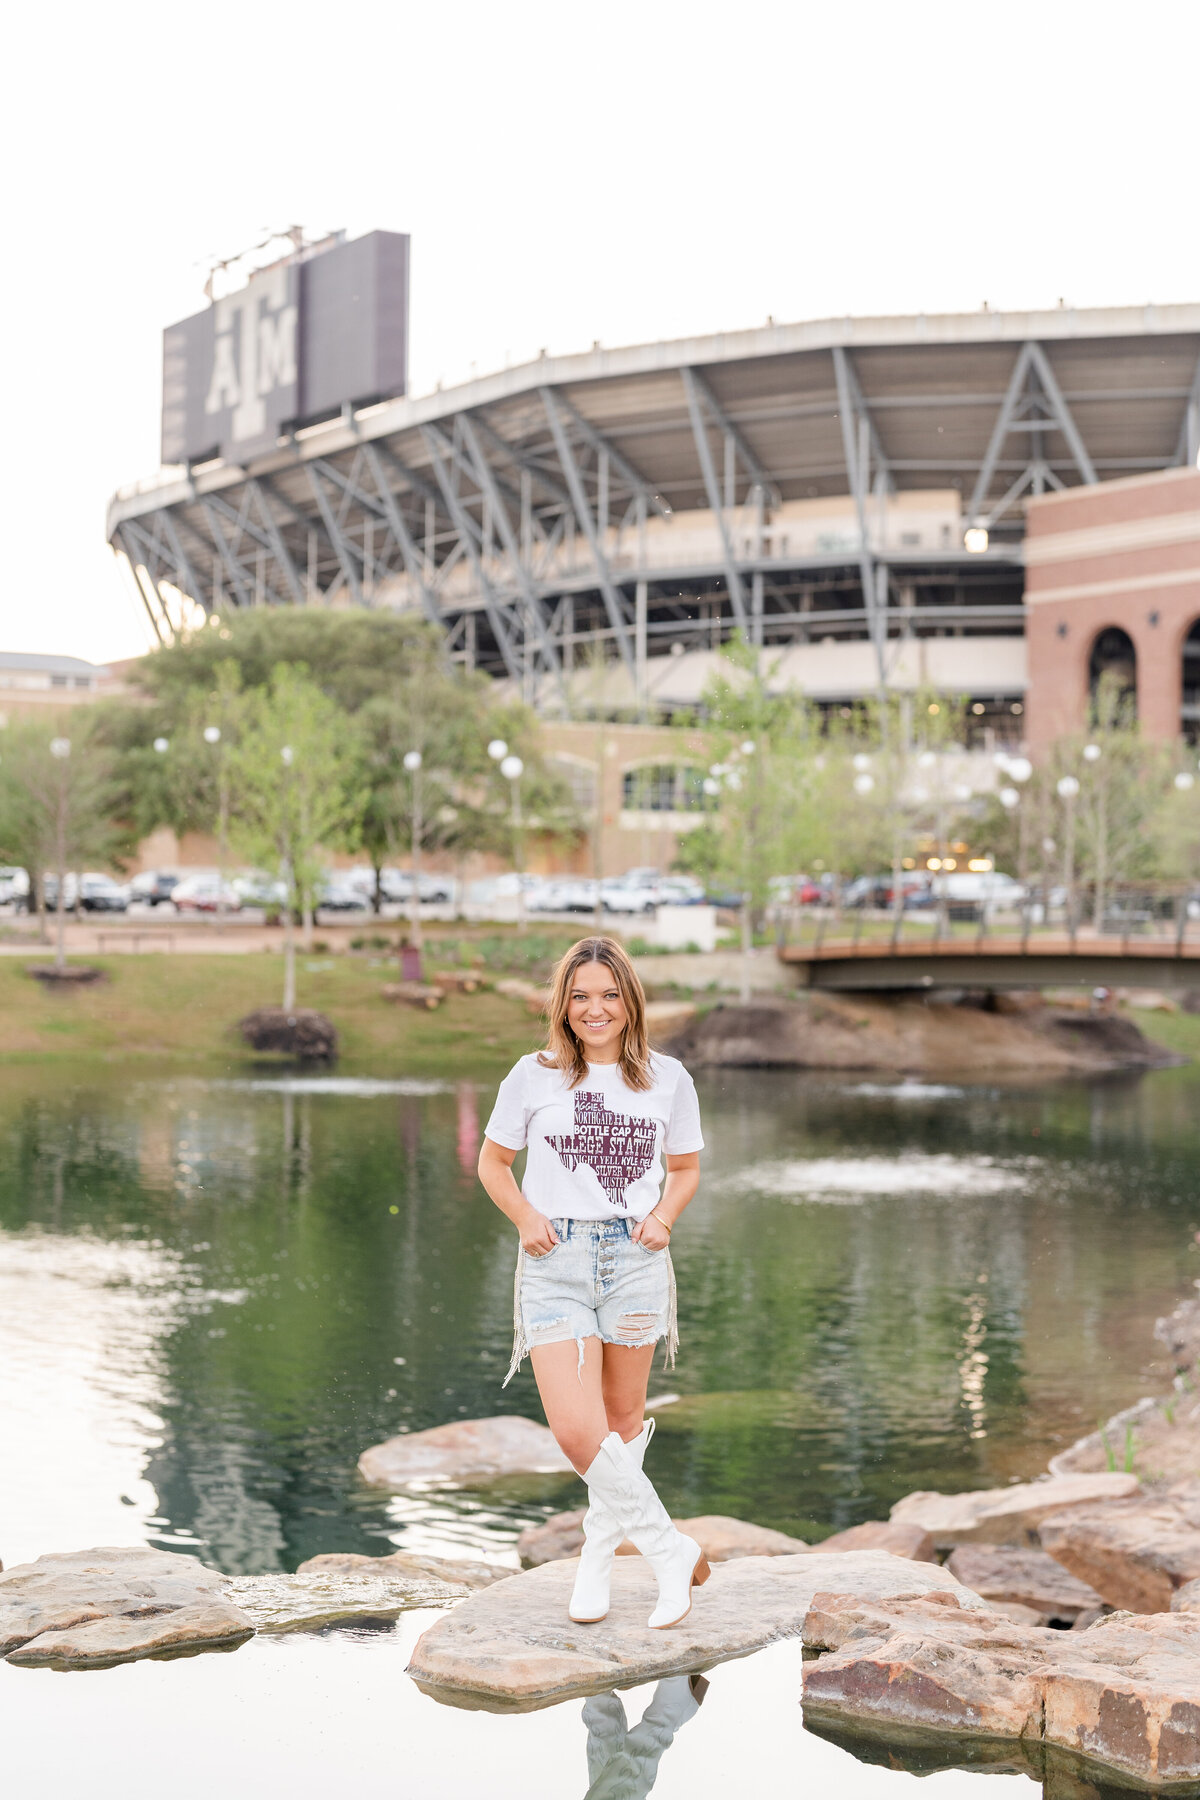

{"left": 0, "top": 867, "right": 30, "bottom": 906}
{"left": 43, "top": 872, "right": 129, "bottom": 913}
{"left": 172, "top": 876, "right": 243, "bottom": 913}
{"left": 232, "top": 873, "right": 287, "bottom": 908}
{"left": 319, "top": 879, "right": 368, "bottom": 912}
{"left": 129, "top": 871, "right": 180, "bottom": 906}
{"left": 601, "top": 876, "right": 658, "bottom": 915}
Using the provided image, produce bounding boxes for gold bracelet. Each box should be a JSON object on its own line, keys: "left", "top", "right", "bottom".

{"left": 650, "top": 1209, "right": 672, "bottom": 1235}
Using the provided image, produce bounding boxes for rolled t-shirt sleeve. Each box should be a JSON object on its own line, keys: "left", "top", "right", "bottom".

{"left": 484, "top": 1061, "right": 530, "bottom": 1150}
{"left": 664, "top": 1067, "right": 704, "bottom": 1154}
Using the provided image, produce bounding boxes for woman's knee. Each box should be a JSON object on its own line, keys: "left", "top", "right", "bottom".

{"left": 604, "top": 1401, "right": 645, "bottom": 1442}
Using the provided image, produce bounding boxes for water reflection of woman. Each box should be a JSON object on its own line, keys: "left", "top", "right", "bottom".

{"left": 583, "top": 1674, "right": 709, "bottom": 1799}
{"left": 478, "top": 936, "right": 708, "bottom": 1629}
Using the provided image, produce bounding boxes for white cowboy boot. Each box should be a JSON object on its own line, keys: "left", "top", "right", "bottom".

{"left": 569, "top": 1419, "right": 654, "bottom": 1622}
{"left": 578, "top": 1432, "right": 710, "bottom": 1629}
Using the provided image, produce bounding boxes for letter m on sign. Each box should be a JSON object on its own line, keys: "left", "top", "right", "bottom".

{"left": 258, "top": 307, "right": 297, "bottom": 396}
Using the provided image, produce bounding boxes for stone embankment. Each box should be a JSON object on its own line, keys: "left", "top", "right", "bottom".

{"left": 660, "top": 991, "right": 1179, "bottom": 1076}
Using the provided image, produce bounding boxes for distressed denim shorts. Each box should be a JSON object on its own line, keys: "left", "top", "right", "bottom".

{"left": 503, "top": 1217, "right": 677, "bottom": 1386}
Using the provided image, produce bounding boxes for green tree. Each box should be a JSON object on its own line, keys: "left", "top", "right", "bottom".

{"left": 0, "top": 713, "right": 129, "bottom": 964}
{"left": 229, "top": 668, "right": 365, "bottom": 1007}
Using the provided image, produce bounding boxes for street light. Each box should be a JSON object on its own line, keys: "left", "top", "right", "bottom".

{"left": 403, "top": 749, "right": 424, "bottom": 949}
{"left": 499, "top": 754, "right": 526, "bottom": 931}
{"left": 1056, "top": 775, "right": 1080, "bottom": 939}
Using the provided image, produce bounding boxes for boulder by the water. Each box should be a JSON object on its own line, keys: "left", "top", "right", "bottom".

{"left": 944, "top": 1544, "right": 1102, "bottom": 1626}
{"left": 1038, "top": 1483, "right": 1200, "bottom": 1614}
{"left": 221, "top": 1569, "right": 466, "bottom": 1632}
{"left": 0, "top": 1546, "right": 252, "bottom": 1667}
{"left": 406, "top": 1549, "right": 986, "bottom": 1710}
{"left": 297, "top": 1549, "right": 511, "bottom": 1590}
{"left": 802, "top": 1589, "right": 1200, "bottom": 1791}
{"left": 663, "top": 992, "right": 1179, "bottom": 1076}
{"left": 815, "top": 1520, "right": 936, "bottom": 1561}
{"left": 358, "top": 1416, "right": 572, "bottom": 1489}
{"left": 238, "top": 1006, "right": 338, "bottom": 1061}
{"left": 516, "top": 1510, "right": 809, "bottom": 1568}
{"left": 889, "top": 1473, "right": 1141, "bottom": 1549}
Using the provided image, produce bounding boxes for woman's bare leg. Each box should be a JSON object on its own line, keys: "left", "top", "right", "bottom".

{"left": 529, "top": 1337, "right": 610, "bottom": 1474}
{"left": 601, "top": 1341, "right": 657, "bottom": 1442}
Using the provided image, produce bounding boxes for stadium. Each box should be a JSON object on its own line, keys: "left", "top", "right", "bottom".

{"left": 107, "top": 234, "right": 1200, "bottom": 748}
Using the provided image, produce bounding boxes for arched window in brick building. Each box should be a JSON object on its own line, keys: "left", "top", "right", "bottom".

{"left": 1182, "top": 622, "right": 1200, "bottom": 744}
{"left": 1088, "top": 628, "right": 1137, "bottom": 721}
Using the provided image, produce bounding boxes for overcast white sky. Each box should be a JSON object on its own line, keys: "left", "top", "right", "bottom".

{"left": 1, "top": 0, "right": 1196, "bottom": 666}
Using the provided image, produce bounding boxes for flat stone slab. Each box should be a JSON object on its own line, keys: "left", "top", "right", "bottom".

{"left": 517, "top": 1510, "right": 808, "bottom": 1568}
{"left": 221, "top": 1570, "right": 466, "bottom": 1632}
{"left": 889, "top": 1473, "right": 1141, "bottom": 1548}
{"left": 802, "top": 1590, "right": 1200, "bottom": 1791}
{"left": 7, "top": 1601, "right": 253, "bottom": 1667}
{"left": 816, "top": 1521, "right": 935, "bottom": 1561}
{"left": 0, "top": 1546, "right": 236, "bottom": 1664}
{"left": 1039, "top": 1483, "right": 1200, "bottom": 1613}
{"left": 358, "top": 1416, "right": 572, "bottom": 1489}
{"left": 945, "top": 1545, "right": 1102, "bottom": 1623}
{"left": 297, "top": 1550, "right": 511, "bottom": 1590}
{"left": 406, "top": 1549, "right": 987, "bottom": 1711}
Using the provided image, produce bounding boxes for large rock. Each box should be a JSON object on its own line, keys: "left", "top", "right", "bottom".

{"left": 1038, "top": 1484, "right": 1200, "bottom": 1613}
{"left": 358, "top": 1416, "right": 572, "bottom": 1489}
{"left": 297, "top": 1549, "right": 511, "bottom": 1590}
{"left": 0, "top": 1545, "right": 235, "bottom": 1663}
{"left": 944, "top": 1545, "right": 1101, "bottom": 1625}
{"left": 237, "top": 1006, "right": 337, "bottom": 1061}
{"left": 221, "top": 1570, "right": 465, "bottom": 1632}
{"left": 1050, "top": 1394, "right": 1200, "bottom": 1484}
{"left": 7, "top": 1601, "right": 253, "bottom": 1668}
{"left": 817, "top": 1521, "right": 935, "bottom": 1561}
{"left": 406, "top": 1549, "right": 987, "bottom": 1711}
{"left": 516, "top": 1510, "right": 808, "bottom": 1568}
{"left": 802, "top": 1590, "right": 1200, "bottom": 1790}
{"left": 889, "top": 1474, "right": 1141, "bottom": 1549}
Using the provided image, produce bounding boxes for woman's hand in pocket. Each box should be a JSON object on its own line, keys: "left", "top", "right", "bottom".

{"left": 632, "top": 1214, "right": 670, "bottom": 1251}
{"left": 518, "top": 1209, "right": 559, "bottom": 1257}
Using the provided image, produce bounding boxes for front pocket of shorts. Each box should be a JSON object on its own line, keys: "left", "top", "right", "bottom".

{"left": 633, "top": 1238, "right": 667, "bottom": 1255}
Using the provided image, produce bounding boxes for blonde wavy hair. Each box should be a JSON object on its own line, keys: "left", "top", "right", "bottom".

{"left": 538, "top": 936, "right": 652, "bottom": 1091}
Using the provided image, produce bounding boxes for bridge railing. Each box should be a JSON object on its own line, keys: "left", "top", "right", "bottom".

{"left": 773, "top": 882, "right": 1200, "bottom": 957}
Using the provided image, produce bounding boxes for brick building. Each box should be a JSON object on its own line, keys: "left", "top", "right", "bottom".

{"left": 1024, "top": 468, "right": 1200, "bottom": 750}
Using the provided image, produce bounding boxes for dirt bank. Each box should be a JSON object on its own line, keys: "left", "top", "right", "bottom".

{"left": 662, "top": 991, "right": 1182, "bottom": 1076}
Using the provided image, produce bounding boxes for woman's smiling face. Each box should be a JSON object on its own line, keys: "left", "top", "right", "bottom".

{"left": 566, "top": 961, "right": 628, "bottom": 1061}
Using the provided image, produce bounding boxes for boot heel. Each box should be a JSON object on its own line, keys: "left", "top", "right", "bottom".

{"left": 692, "top": 1553, "right": 711, "bottom": 1588}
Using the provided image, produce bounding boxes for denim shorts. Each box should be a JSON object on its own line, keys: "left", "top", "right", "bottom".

{"left": 503, "top": 1217, "right": 678, "bottom": 1385}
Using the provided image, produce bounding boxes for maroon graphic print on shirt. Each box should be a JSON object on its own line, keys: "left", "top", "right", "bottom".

{"left": 546, "top": 1090, "right": 657, "bottom": 1209}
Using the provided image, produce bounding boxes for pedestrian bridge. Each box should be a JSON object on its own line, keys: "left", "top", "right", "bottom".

{"left": 778, "top": 936, "right": 1200, "bottom": 993}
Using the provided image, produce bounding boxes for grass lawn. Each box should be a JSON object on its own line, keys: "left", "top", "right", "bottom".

{"left": 0, "top": 952, "right": 546, "bottom": 1074}
{"left": 1121, "top": 1004, "right": 1200, "bottom": 1062}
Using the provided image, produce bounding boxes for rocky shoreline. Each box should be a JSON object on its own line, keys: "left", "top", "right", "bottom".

{"left": 9, "top": 1290, "right": 1200, "bottom": 1790}
{"left": 661, "top": 990, "right": 1182, "bottom": 1076}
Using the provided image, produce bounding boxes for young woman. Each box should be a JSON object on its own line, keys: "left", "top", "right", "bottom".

{"left": 477, "top": 935, "right": 707, "bottom": 1629}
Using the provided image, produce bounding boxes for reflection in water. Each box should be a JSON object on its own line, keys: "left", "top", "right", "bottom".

{"left": 583, "top": 1675, "right": 708, "bottom": 1800}
{"left": 0, "top": 1063, "right": 1197, "bottom": 1575}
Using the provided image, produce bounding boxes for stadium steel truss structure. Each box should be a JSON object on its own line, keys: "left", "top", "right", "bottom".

{"left": 108, "top": 303, "right": 1200, "bottom": 716}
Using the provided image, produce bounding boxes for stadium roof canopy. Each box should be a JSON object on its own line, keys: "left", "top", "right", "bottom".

{"left": 109, "top": 302, "right": 1200, "bottom": 707}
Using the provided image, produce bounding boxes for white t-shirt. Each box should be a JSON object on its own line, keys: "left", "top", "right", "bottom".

{"left": 484, "top": 1052, "right": 704, "bottom": 1221}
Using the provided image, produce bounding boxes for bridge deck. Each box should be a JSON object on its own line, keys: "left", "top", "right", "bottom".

{"left": 778, "top": 935, "right": 1200, "bottom": 991}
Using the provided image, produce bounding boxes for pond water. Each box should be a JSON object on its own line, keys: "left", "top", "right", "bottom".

{"left": 3, "top": 1057, "right": 1199, "bottom": 1797}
